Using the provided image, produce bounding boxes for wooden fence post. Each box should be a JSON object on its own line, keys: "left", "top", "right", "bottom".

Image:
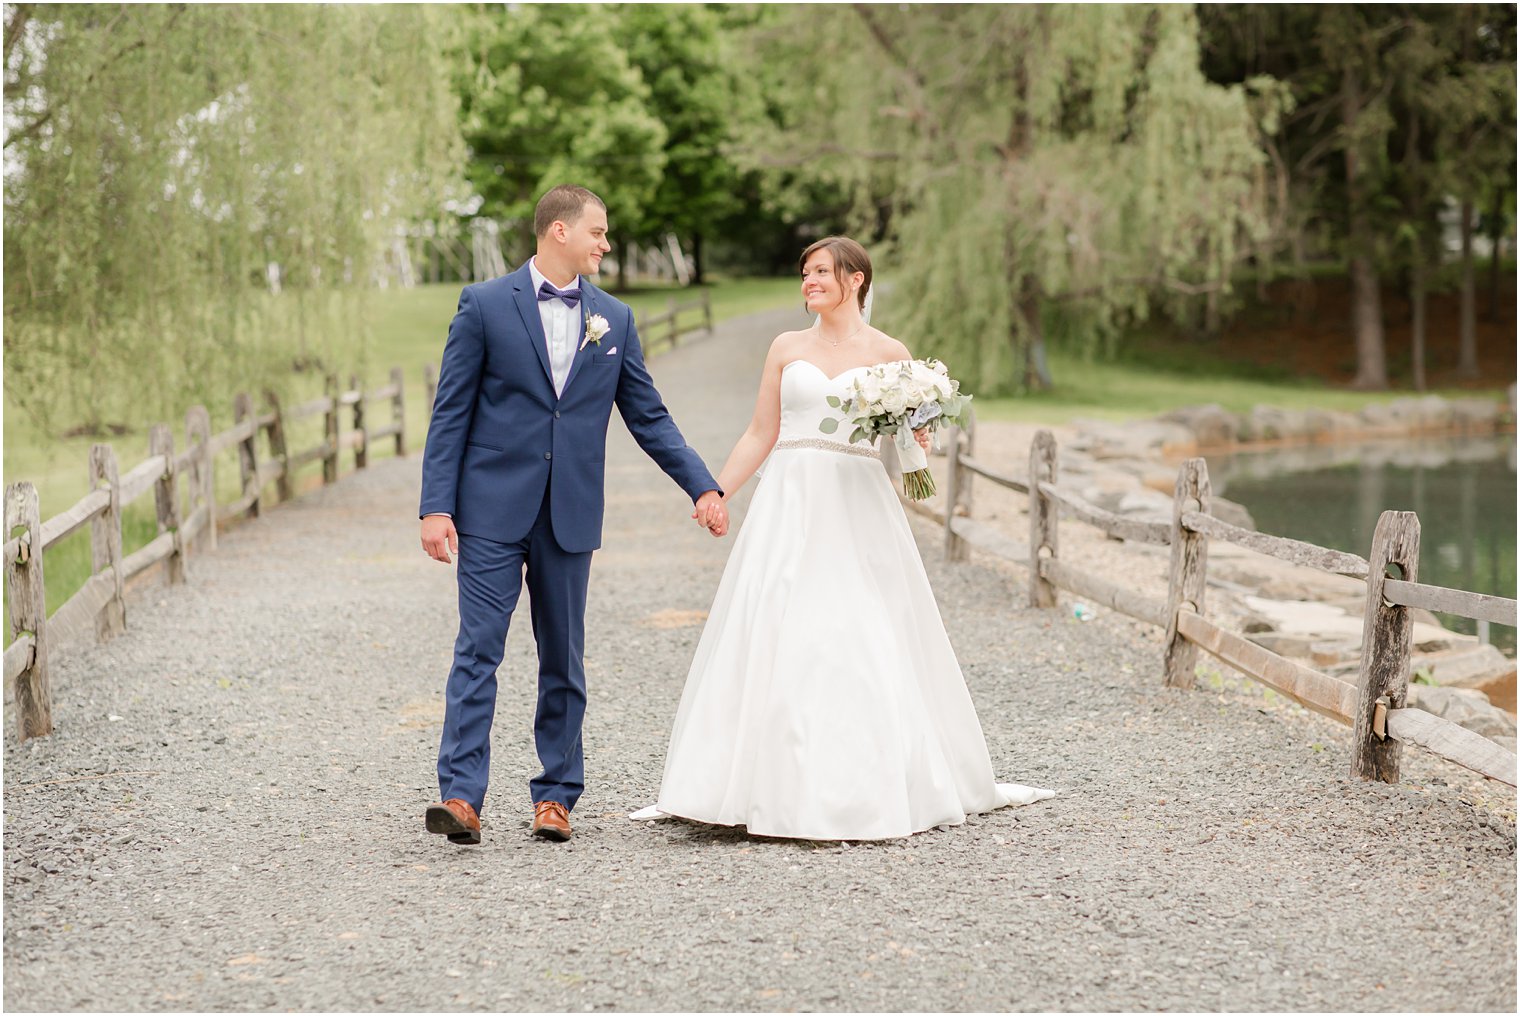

{"left": 423, "top": 363, "right": 437, "bottom": 420}
{"left": 351, "top": 374, "right": 368, "bottom": 470}
{"left": 1163, "top": 458, "right": 1211, "bottom": 689}
{"left": 391, "top": 366, "right": 407, "bottom": 457}
{"left": 958, "top": 406, "right": 976, "bottom": 520}
{"left": 185, "top": 405, "right": 216, "bottom": 552}
{"left": 1027, "top": 429, "right": 1058, "bottom": 608}
{"left": 263, "top": 391, "right": 292, "bottom": 503}
{"left": 943, "top": 426, "right": 968, "bottom": 562}
{"left": 149, "top": 424, "right": 185, "bottom": 585}
{"left": 667, "top": 296, "right": 679, "bottom": 347}
{"left": 233, "top": 392, "right": 261, "bottom": 519}
{"left": 7, "top": 482, "right": 51, "bottom": 740}
{"left": 323, "top": 374, "right": 340, "bottom": 485}
{"left": 89, "top": 444, "right": 125, "bottom": 639}
{"left": 1351, "top": 510, "right": 1421, "bottom": 784}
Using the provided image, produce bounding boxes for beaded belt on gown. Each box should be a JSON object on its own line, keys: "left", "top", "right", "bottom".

{"left": 772, "top": 437, "right": 880, "bottom": 460}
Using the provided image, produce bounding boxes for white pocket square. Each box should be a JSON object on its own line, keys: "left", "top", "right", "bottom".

{"left": 605, "top": 346, "right": 617, "bottom": 355}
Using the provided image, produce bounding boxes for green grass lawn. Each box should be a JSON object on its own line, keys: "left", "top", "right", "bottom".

{"left": 4, "top": 276, "right": 800, "bottom": 619}
{"left": 5, "top": 271, "right": 1510, "bottom": 624}
{"left": 971, "top": 346, "right": 1496, "bottom": 424}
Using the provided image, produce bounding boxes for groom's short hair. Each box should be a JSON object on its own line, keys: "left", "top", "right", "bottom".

{"left": 534, "top": 185, "right": 606, "bottom": 237}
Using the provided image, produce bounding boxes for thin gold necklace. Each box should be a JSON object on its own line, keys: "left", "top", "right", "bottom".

{"left": 817, "top": 320, "right": 865, "bottom": 347}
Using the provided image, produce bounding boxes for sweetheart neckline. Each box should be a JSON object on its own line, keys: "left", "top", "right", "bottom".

{"left": 781, "top": 360, "right": 881, "bottom": 383}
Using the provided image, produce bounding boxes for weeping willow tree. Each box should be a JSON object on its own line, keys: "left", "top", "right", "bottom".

{"left": 3, "top": 4, "right": 460, "bottom": 436}
{"left": 740, "top": 5, "right": 1283, "bottom": 394}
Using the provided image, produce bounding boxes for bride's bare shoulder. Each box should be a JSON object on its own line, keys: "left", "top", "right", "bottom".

{"left": 768, "top": 329, "right": 810, "bottom": 358}
{"left": 866, "top": 328, "right": 913, "bottom": 362}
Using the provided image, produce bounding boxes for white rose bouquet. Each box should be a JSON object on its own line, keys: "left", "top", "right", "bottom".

{"left": 819, "top": 358, "right": 972, "bottom": 500}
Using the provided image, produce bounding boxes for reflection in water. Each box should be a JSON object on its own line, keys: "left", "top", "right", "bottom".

{"left": 1206, "top": 434, "right": 1517, "bottom": 654}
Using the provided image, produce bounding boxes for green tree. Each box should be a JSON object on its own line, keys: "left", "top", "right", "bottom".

{"left": 1200, "top": 5, "right": 1515, "bottom": 390}
{"left": 616, "top": 4, "right": 758, "bottom": 285}
{"left": 3, "top": 4, "right": 459, "bottom": 435}
{"left": 740, "top": 5, "right": 1277, "bottom": 395}
{"left": 456, "top": 4, "right": 666, "bottom": 260}
{"left": 1430, "top": 4, "right": 1516, "bottom": 379}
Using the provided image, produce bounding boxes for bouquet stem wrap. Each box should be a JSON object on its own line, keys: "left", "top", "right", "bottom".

{"left": 894, "top": 430, "right": 935, "bottom": 500}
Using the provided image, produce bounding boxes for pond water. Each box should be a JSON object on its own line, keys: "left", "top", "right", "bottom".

{"left": 1205, "top": 434, "right": 1517, "bottom": 655}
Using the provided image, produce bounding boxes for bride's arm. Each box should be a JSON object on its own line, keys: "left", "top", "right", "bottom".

{"left": 714, "top": 337, "right": 791, "bottom": 499}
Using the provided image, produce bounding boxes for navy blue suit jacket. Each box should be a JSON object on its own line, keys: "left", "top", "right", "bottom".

{"left": 419, "top": 263, "right": 719, "bottom": 553}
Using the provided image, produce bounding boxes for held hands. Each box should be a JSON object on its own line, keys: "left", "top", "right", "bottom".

{"left": 692, "top": 490, "right": 728, "bottom": 538}
{"left": 421, "top": 514, "right": 459, "bottom": 563}
{"left": 913, "top": 427, "right": 932, "bottom": 453}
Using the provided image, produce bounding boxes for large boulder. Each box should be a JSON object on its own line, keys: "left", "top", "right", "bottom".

{"left": 1160, "top": 404, "right": 1240, "bottom": 448}
{"left": 1418, "top": 644, "right": 1517, "bottom": 713}
{"left": 1210, "top": 495, "right": 1257, "bottom": 531}
{"left": 1386, "top": 395, "right": 1455, "bottom": 432}
{"left": 1422, "top": 644, "right": 1517, "bottom": 688}
{"left": 1116, "top": 487, "right": 1174, "bottom": 518}
{"left": 1071, "top": 419, "right": 1197, "bottom": 460}
{"left": 1406, "top": 684, "right": 1518, "bottom": 740}
{"left": 1449, "top": 398, "right": 1502, "bottom": 432}
{"left": 1358, "top": 402, "right": 1401, "bottom": 431}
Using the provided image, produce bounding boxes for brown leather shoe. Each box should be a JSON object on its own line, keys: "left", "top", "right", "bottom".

{"left": 425, "top": 798, "right": 481, "bottom": 845}
{"left": 531, "top": 800, "right": 572, "bottom": 842}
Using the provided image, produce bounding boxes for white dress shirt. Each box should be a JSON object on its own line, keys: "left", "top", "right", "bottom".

{"left": 530, "top": 256, "right": 582, "bottom": 398}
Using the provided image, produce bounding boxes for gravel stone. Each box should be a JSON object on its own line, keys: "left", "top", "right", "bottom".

{"left": 4, "top": 307, "right": 1515, "bottom": 1012}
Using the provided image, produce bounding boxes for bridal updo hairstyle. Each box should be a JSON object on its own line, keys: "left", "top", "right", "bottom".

{"left": 800, "top": 236, "right": 872, "bottom": 313}
{"left": 534, "top": 184, "right": 605, "bottom": 237}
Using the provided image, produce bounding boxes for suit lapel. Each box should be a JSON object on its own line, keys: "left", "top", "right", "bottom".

{"left": 560, "top": 286, "right": 596, "bottom": 395}
{"left": 510, "top": 264, "right": 555, "bottom": 390}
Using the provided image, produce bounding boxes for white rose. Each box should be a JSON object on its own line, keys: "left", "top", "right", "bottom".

{"left": 911, "top": 361, "right": 944, "bottom": 388}
{"left": 858, "top": 374, "right": 884, "bottom": 404}
{"left": 880, "top": 387, "right": 909, "bottom": 416}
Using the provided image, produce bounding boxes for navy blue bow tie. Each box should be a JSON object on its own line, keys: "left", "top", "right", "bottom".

{"left": 537, "top": 280, "right": 581, "bottom": 308}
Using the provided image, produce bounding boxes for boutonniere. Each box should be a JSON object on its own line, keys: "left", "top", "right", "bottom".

{"left": 581, "top": 312, "right": 611, "bottom": 352}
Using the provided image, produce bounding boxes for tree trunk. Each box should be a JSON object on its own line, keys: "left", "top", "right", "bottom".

{"left": 1290, "top": 228, "right": 1315, "bottom": 322}
{"left": 1410, "top": 250, "right": 1427, "bottom": 392}
{"left": 1404, "top": 111, "right": 1426, "bottom": 392}
{"left": 690, "top": 232, "right": 705, "bottom": 287}
{"left": 1457, "top": 197, "right": 1478, "bottom": 378}
{"left": 1487, "top": 216, "right": 1504, "bottom": 323}
{"left": 1020, "top": 291, "right": 1053, "bottom": 391}
{"left": 1487, "top": 182, "right": 1506, "bottom": 322}
{"left": 616, "top": 237, "right": 629, "bottom": 292}
{"left": 1342, "top": 65, "right": 1388, "bottom": 390}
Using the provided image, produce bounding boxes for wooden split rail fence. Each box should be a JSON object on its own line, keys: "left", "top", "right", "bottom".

{"left": 4, "top": 370, "right": 410, "bottom": 741}
{"left": 9, "top": 289, "right": 723, "bottom": 743}
{"left": 921, "top": 417, "right": 1519, "bottom": 789}
{"left": 637, "top": 289, "right": 714, "bottom": 358}
{"left": 420, "top": 290, "right": 715, "bottom": 410}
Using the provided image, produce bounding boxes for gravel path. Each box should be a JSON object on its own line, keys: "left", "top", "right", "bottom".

{"left": 4, "top": 305, "right": 1515, "bottom": 1012}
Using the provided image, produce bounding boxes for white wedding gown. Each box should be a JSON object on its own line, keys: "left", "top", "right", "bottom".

{"left": 631, "top": 360, "right": 1054, "bottom": 840}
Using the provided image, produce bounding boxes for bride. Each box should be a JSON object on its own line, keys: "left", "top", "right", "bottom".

{"left": 632, "top": 236, "right": 1054, "bottom": 840}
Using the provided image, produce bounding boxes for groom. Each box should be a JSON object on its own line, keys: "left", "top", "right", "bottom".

{"left": 419, "top": 185, "right": 726, "bottom": 845}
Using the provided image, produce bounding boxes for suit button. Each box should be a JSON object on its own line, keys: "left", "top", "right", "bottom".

{"left": 544, "top": 451, "right": 552, "bottom": 460}
{"left": 554, "top": 411, "right": 561, "bottom": 419}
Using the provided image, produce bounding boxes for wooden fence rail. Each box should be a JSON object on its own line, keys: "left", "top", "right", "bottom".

{"left": 933, "top": 415, "right": 1518, "bottom": 789}
{"left": 6, "top": 300, "right": 731, "bottom": 743}
{"left": 638, "top": 288, "right": 713, "bottom": 357}
{"left": 9, "top": 331, "right": 1514, "bottom": 798}
{"left": 4, "top": 372, "right": 410, "bottom": 742}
